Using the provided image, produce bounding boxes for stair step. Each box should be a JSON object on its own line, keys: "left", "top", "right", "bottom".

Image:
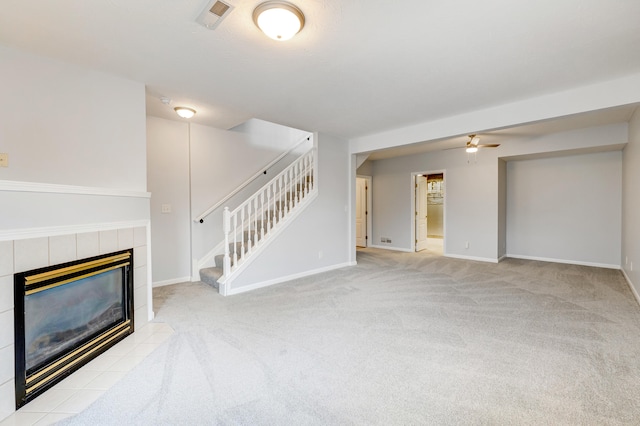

{"left": 199, "top": 267, "right": 222, "bottom": 289}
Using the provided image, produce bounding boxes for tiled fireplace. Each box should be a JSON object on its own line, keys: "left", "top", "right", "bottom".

{"left": 0, "top": 226, "right": 150, "bottom": 420}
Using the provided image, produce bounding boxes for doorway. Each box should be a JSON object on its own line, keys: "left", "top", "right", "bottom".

{"left": 414, "top": 172, "right": 445, "bottom": 254}
{"left": 356, "top": 176, "right": 372, "bottom": 248}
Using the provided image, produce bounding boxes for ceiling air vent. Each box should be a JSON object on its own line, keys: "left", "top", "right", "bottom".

{"left": 196, "top": 0, "right": 234, "bottom": 30}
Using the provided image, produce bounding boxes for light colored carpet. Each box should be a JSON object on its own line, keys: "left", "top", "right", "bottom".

{"left": 60, "top": 248, "right": 640, "bottom": 425}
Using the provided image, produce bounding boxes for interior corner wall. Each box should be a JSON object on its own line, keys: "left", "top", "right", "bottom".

{"left": 229, "top": 132, "right": 351, "bottom": 290}
{"left": 622, "top": 108, "right": 640, "bottom": 294}
{"left": 146, "top": 117, "right": 191, "bottom": 285}
{"left": 506, "top": 151, "right": 622, "bottom": 267}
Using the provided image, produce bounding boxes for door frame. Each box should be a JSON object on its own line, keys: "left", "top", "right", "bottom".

{"left": 356, "top": 175, "right": 372, "bottom": 247}
{"left": 411, "top": 170, "right": 446, "bottom": 253}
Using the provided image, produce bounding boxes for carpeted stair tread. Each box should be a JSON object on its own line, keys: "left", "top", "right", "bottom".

{"left": 199, "top": 267, "right": 222, "bottom": 289}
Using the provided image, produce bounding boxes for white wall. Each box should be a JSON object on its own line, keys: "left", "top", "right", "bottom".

{"left": 146, "top": 117, "right": 191, "bottom": 285}
{"left": 506, "top": 151, "right": 622, "bottom": 267}
{"left": 229, "top": 133, "right": 352, "bottom": 290}
{"left": 0, "top": 45, "right": 147, "bottom": 190}
{"left": 371, "top": 148, "right": 498, "bottom": 260}
{"left": 367, "top": 124, "right": 627, "bottom": 263}
{"left": 0, "top": 46, "right": 150, "bottom": 421}
{"left": 622, "top": 108, "right": 640, "bottom": 297}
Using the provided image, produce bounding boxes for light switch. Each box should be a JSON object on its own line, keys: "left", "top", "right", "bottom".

{"left": 0, "top": 153, "right": 8, "bottom": 167}
{"left": 161, "top": 204, "right": 172, "bottom": 214}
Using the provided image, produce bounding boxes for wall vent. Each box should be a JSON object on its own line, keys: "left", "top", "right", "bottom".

{"left": 196, "top": 0, "right": 234, "bottom": 30}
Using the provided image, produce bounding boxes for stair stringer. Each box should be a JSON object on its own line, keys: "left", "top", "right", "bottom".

{"left": 217, "top": 189, "right": 318, "bottom": 296}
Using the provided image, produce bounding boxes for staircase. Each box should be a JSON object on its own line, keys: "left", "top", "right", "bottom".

{"left": 199, "top": 148, "right": 316, "bottom": 295}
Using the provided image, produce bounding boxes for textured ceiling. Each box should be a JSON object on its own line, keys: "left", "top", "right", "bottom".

{"left": 1, "top": 0, "right": 639, "bottom": 139}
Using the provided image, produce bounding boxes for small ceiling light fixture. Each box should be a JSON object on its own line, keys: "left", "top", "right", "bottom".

{"left": 174, "top": 107, "right": 196, "bottom": 119}
{"left": 465, "top": 146, "right": 478, "bottom": 153}
{"left": 253, "top": 1, "right": 305, "bottom": 41}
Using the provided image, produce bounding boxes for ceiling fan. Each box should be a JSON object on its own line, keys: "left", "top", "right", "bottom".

{"left": 464, "top": 134, "right": 500, "bottom": 153}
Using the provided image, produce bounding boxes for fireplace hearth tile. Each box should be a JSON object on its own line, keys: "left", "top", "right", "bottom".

{"left": 98, "top": 230, "right": 118, "bottom": 254}
{"left": 49, "top": 389, "right": 103, "bottom": 415}
{"left": 117, "top": 229, "right": 134, "bottom": 251}
{"left": 100, "top": 339, "right": 137, "bottom": 357}
{"left": 130, "top": 342, "right": 162, "bottom": 358}
{"left": 76, "top": 232, "right": 99, "bottom": 259}
{"left": 105, "top": 355, "right": 145, "bottom": 373}
{"left": 14, "top": 238, "right": 48, "bottom": 273}
{"left": 16, "top": 388, "right": 75, "bottom": 413}
{"left": 134, "top": 265, "right": 147, "bottom": 289}
{"left": 33, "top": 412, "right": 73, "bottom": 425}
{"left": 0, "top": 276, "right": 12, "bottom": 313}
{"left": 51, "top": 369, "right": 101, "bottom": 390}
{"left": 0, "top": 241, "right": 12, "bottom": 276}
{"left": 49, "top": 234, "right": 77, "bottom": 266}
{"left": 80, "top": 355, "right": 121, "bottom": 372}
{"left": 0, "top": 311, "right": 12, "bottom": 349}
{"left": 0, "top": 346, "right": 13, "bottom": 385}
{"left": 133, "top": 246, "right": 146, "bottom": 267}
{"left": 0, "top": 411, "right": 46, "bottom": 426}
{"left": 0, "top": 381, "right": 14, "bottom": 421}
{"left": 133, "top": 227, "right": 146, "bottom": 247}
{"left": 84, "top": 371, "right": 126, "bottom": 391}
{"left": 134, "top": 284, "right": 146, "bottom": 309}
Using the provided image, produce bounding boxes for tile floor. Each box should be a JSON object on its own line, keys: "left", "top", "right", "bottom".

{"left": 0, "top": 322, "right": 174, "bottom": 426}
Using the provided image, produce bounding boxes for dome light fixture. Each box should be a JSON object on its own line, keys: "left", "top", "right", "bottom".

{"left": 465, "top": 146, "right": 478, "bottom": 153}
{"left": 174, "top": 107, "right": 196, "bottom": 119}
{"left": 253, "top": 1, "right": 305, "bottom": 41}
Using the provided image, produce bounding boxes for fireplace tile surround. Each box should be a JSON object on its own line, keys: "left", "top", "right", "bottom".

{"left": 0, "top": 226, "right": 150, "bottom": 422}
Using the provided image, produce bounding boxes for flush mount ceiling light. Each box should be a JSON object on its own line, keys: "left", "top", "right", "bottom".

{"left": 253, "top": 1, "right": 305, "bottom": 41}
{"left": 174, "top": 107, "right": 196, "bottom": 119}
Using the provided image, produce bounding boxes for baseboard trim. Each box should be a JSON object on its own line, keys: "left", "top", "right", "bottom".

{"left": 368, "top": 245, "right": 414, "bottom": 253}
{"left": 497, "top": 255, "right": 507, "bottom": 262}
{"left": 153, "top": 276, "right": 191, "bottom": 288}
{"left": 621, "top": 268, "right": 640, "bottom": 306}
{"left": 0, "top": 220, "right": 150, "bottom": 242}
{"left": 444, "top": 253, "right": 499, "bottom": 263}
{"left": 226, "top": 261, "right": 357, "bottom": 296}
{"left": 0, "top": 179, "right": 150, "bottom": 198}
{"left": 506, "top": 254, "right": 619, "bottom": 270}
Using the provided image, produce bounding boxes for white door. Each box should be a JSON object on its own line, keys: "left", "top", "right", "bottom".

{"left": 356, "top": 178, "right": 367, "bottom": 247}
{"left": 415, "top": 176, "right": 428, "bottom": 251}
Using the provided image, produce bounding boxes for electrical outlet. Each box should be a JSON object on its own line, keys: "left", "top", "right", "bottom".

{"left": 625, "top": 256, "right": 628, "bottom": 265}
{"left": 465, "top": 241, "right": 469, "bottom": 249}
{"left": 161, "top": 204, "right": 172, "bottom": 214}
{"left": 0, "top": 153, "right": 8, "bottom": 167}
{"left": 318, "top": 250, "right": 323, "bottom": 259}
{"left": 631, "top": 261, "right": 633, "bottom": 272}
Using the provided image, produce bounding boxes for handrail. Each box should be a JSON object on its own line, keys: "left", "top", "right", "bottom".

{"left": 194, "top": 134, "right": 312, "bottom": 223}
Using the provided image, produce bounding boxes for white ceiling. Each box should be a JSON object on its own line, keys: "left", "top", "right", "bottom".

{"left": 1, "top": 0, "right": 639, "bottom": 140}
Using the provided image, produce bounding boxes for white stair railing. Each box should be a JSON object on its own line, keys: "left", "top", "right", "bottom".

{"left": 220, "top": 148, "right": 316, "bottom": 284}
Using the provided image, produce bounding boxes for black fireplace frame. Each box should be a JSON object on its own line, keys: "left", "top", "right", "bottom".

{"left": 14, "top": 249, "right": 134, "bottom": 408}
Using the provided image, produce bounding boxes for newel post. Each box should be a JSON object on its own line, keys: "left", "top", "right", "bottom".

{"left": 223, "top": 207, "right": 231, "bottom": 275}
